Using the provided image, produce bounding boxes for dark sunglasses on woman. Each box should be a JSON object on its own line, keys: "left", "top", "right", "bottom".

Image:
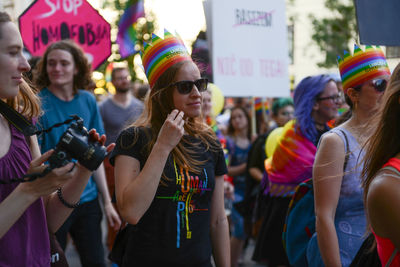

{"left": 354, "top": 78, "right": 387, "bottom": 93}
{"left": 370, "top": 79, "right": 387, "bottom": 92}
{"left": 168, "top": 78, "right": 208, "bottom": 94}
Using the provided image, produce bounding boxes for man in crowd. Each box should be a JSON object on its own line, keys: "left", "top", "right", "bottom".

{"left": 99, "top": 66, "right": 144, "bottom": 250}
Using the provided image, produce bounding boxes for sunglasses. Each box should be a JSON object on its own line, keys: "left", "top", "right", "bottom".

{"left": 354, "top": 79, "right": 388, "bottom": 93}
{"left": 370, "top": 79, "right": 388, "bottom": 92}
{"left": 168, "top": 78, "right": 208, "bottom": 94}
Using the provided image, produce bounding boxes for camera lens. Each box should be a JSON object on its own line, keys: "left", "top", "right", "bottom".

{"left": 57, "top": 151, "right": 67, "bottom": 160}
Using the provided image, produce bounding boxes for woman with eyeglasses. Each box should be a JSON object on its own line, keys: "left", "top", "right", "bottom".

{"left": 110, "top": 30, "right": 230, "bottom": 266}
{"left": 307, "top": 45, "right": 391, "bottom": 267}
{"left": 252, "top": 74, "right": 339, "bottom": 267}
{"left": 362, "top": 62, "right": 400, "bottom": 267}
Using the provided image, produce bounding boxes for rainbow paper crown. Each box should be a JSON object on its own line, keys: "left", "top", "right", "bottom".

{"left": 141, "top": 29, "right": 192, "bottom": 88}
{"left": 338, "top": 45, "right": 390, "bottom": 93}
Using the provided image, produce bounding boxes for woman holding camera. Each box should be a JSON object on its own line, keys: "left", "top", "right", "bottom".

{"left": 0, "top": 12, "right": 110, "bottom": 266}
{"left": 34, "top": 39, "right": 120, "bottom": 266}
{"left": 110, "top": 30, "right": 230, "bottom": 266}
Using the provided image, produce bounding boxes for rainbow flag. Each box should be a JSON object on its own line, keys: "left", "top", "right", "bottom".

{"left": 254, "top": 97, "right": 269, "bottom": 115}
{"left": 116, "top": 0, "right": 145, "bottom": 58}
{"left": 105, "top": 62, "right": 113, "bottom": 82}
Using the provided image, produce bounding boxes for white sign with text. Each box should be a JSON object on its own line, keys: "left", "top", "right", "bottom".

{"left": 211, "top": 0, "right": 289, "bottom": 97}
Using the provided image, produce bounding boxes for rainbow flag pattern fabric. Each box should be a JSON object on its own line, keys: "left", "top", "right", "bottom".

{"left": 264, "top": 120, "right": 317, "bottom": 197}
{"left": 116, "top": 0, "right": 145, "bottom": 58}
{"left": 338, "top": 45, "right": 390, "bottom": 93}
{"left": 254, "top": 97, "right": 269, "bottom": 115}
{"left": 141, "top": 29, "right": 192, "bottom": 88}
{"left": 105, "top": 62, "right": 113, "bottom": 82}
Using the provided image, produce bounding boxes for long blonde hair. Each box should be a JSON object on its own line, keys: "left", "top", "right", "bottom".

{"left": 126, "top": 61, "right": 219, "bottom": 183}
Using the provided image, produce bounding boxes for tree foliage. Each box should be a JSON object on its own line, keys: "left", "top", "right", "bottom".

{"left": 309, "top": 0, "right": 358, "bottom": 68}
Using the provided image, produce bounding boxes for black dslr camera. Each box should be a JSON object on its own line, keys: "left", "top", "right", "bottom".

{"left": 48, "top": 119, "right": 107, "bottom": 171}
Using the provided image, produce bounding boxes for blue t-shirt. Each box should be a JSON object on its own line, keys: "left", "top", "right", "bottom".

{"left": 38, "top": 88, "right": 105, "bottom": 203}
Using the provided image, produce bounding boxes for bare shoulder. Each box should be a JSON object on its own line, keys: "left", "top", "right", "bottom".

{"left": 367, "top": 169, "right": 400, "bottom": 237}
{"left": 315, "top": 131, "right": 345, "bottom": 160}
{"left": 313, "top": 131, "right": 346, "bottom": 186}
{"left": 368, "top": 169, "right": 400, "bottom": 203}
{"left": 319, "top": 131, "right": 344, "bottom": 149}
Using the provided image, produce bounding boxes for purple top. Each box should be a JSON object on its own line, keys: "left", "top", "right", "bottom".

{"left": 0, "top": 123, "right": 50, "bottom": 266}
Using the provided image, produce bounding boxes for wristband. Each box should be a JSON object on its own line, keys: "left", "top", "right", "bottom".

{"left": 57, "top": 188, "right": 80, "bottom": 209}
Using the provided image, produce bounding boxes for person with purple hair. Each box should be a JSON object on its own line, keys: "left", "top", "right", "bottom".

{"left": 253, "top": 75, "right": 340, "bottom": 267}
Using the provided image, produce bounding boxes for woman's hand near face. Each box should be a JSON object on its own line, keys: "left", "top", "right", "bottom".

{"left": 155, "top": 109, "right": 185, "bottom": 152}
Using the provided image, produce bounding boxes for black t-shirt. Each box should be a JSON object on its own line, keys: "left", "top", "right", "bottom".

{"left": 247, "top": 132, "right": 269, "bottom": 173}
{"left": 110, "top": 127, "right": 227, "bottom": 266}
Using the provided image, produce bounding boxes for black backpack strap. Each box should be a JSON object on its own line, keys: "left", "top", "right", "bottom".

{"left": 338, "top": 129, "right": 350, "bottom": 172}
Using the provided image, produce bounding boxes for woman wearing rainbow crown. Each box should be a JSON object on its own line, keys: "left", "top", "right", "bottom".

{"left": 110, "top": 30, "right": 230, "bottom": 266}
{"left": 307, "top": 45, "right": 390, "bottom": 267}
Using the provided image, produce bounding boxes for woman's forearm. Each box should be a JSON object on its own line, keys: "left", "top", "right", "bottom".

{"left": 249, "top": 167, "right": 263, "bottom": 182}
{"left": 117, "top": 142, "right": 170, "bottom": 224}
{"left": 227, "top": 162, "right": 246, "bottom": 177}
{"left": 210, "top": 176, "right": 230, "bottom": 267}
{"left": 316, "top": 216, "right": 342, "bottom": 267}
{"left": 45, "top": 165, "right": 91, "bottom": 232}
{"left": 211, "top": 215, "right": 230, "bottom": 267}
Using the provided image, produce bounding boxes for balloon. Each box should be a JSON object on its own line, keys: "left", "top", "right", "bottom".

{"left": 265, "top": 127, "right": 284, "bottom": 157}
{"left": 208, "top": 83, "right": 224, "bottom": 116}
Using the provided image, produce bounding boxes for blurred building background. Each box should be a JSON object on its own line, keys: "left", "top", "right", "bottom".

{"left": 3, "top": 0, "right": 399, "bottom": 90}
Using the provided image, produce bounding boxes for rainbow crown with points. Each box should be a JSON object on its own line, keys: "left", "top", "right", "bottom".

{"left": 141, "top": 30, "right": 192, "bottom": 88}
{"left": 338, "top": 44, "right": 390, "bottom": 93}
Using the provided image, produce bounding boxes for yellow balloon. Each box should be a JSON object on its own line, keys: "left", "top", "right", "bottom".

{"left": 208, "top": 83, "right": 224, "bottom": 116}
{"left": 265, "top": 127, "right": 284, "bottom": 158}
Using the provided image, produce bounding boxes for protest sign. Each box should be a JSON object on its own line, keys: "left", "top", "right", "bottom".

{"left": 211, "top": 0, "right": 289, "bottom": 97}
{"left": 19, "top": 0, "right": 111, "bottom": 69}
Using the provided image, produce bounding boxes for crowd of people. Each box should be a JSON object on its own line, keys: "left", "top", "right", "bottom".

{"left": 1, "top": 9, "right": 400, "bottom": 267}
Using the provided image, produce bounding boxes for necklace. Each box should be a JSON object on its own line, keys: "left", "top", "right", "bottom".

{"left": 314, "top": 121, "right": 326, "bottom": 130}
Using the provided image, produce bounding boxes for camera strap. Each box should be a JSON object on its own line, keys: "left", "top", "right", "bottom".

{"left": 0, "top": 100, "right": 38, "bottom": 136}
{"left": 0, "top": 101, "right": 81, "bottom": 184}
{"left": 0, "top": 101, "right": 81, "bottom": 137}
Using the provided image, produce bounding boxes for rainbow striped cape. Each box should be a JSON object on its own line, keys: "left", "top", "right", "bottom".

{"left": 265, "top": 120, "right": 317, "bottom": 197}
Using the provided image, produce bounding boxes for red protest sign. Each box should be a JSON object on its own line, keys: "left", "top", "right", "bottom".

{"left": 19, "top": 0, "right": 111, "bottom": 70}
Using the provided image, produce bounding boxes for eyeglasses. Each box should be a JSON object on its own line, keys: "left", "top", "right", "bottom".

{"left": 317, "top": 93, "right": 343, "bottom": 103}
{"left": 279, "top": 111, "right": 294, "bottom": 117}
{"left": 168, "top": 78, "right": 208, "bottom": 94}
{"left": 370, "top": 79, "right": 387, "bottom": 92}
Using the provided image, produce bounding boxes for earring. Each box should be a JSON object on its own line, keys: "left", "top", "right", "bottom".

{"left": 353, "top": 101, "right": 358, "bottom": 111}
